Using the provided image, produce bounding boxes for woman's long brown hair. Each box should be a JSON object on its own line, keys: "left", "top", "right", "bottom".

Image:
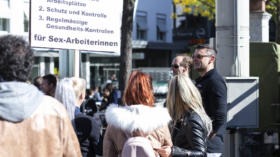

{"left": 122, "top": 71, "right": 155, "bottom": 106}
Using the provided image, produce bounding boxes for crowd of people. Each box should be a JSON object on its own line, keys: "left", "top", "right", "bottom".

{"left": 0, "top": 34, "right": 227, "bottom": 157}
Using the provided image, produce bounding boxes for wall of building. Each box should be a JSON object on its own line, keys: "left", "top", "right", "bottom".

{"left": 0, "top": 0, "right": 59, "bottom": 80}
{"left": 133, "top": 0, "right": 173, "bottom": 43}
{"left": 1, "top": 0, "right": 174, "bottom": 87}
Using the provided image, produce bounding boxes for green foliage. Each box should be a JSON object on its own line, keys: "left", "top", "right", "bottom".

{"left": 174, "top": 0, "right": 279, "bottom": 23}
{"left": 173, "top": 0, "right": 215, "bottom": 19}
{"left": 266, "top": 0, "right": 280, "bottom": 17}
{"left": 174, "top": 0, "right": 280, "bottom": 43}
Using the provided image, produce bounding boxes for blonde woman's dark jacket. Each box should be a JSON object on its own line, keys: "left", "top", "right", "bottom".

{"left": 171, "top": 111, "right": 208, "bottom": 157}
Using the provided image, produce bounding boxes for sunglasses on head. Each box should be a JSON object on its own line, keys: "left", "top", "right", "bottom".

{"left": 192, "top": 54, "right": 212, "bottom": 59}
{"left": 171, "top": 64, "right": 180, "bottom": 69}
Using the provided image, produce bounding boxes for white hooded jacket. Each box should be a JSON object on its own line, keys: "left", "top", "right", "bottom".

{"left": 103, "top": 104, "right": 172, "bottom": 157}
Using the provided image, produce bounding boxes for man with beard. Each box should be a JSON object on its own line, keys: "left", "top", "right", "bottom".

{"left": 193, "top": 44, "right": 227, "bottom": 157}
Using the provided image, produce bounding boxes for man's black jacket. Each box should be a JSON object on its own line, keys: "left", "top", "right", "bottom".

{"left": 195, "top": 69, "right": 227, "bottom": 153}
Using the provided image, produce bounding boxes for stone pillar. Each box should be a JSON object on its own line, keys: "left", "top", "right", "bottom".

{"left": 250, "top": 0, "right": 272, "bottom": 42}
{"left": 216, "top": 1, "right": 250, "bottom": 157}
{"left": 250, "top": 0, "right": 266, "bottom": 12}
{"left": 73, "top": 50, "right": 80, "bottom": 77}
{"left": 216, "top": 0, "right": 250, "bottom": 77}
{"left": 39, "top": 57, "right": 45, "bottom": 76}
{"left": 59, "top": 50, "right": 70, "bottom": 78}
{"left": 81, "top": 54, "right": 91, "bottom": 89}
{"left": 49, "top": 57, "right": 55, "bottom": 74}
{"left": 250, "top": 12, "right": 271, "bottom": 42}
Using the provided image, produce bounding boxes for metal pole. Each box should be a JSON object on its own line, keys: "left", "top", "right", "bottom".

{"left": 74, "top": 49, "right": 80, "bottom": 77}
{"left": 216, "top": 0, "right": 250, "bottom": 156}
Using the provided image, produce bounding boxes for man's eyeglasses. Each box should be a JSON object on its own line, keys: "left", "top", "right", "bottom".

{"left": 171, "top": 64, "right": 180, "bottom": 69}
{"left": 192, "top": 54, "right": 212, "bottom": 59}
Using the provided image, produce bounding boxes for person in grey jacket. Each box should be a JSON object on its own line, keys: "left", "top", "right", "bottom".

{"left": 158, "top": 74, "right": 212, "bottom": 157}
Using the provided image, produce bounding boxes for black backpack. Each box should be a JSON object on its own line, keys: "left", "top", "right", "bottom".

{"left": 81, "top": 98, "right": 98, "bottom": 116}
{"left": 72, "top": 114, "right": 100, "bottom": 157}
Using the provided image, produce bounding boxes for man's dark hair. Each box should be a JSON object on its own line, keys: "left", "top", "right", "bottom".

{"left": 195, "top": 44, "right": 217, "bottom": 55}
{"left": 42, "top": 74, "right": 57, "bottom": 87}
{"left": 0, "top": 35, "right": 33, "bottom": 82}
{"left": 195, "top": 44, "right": 212, "bottom": 49}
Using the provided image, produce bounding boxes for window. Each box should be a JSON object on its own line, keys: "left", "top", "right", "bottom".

{"left": 136, "top": 11, "right": 147, "bottom": 40}
{"left": 156, "top": 14, "right": 167, "bottom": 41}
{"left": 0, "top": 18, "right": 10, "bottom": 32}
{"left": 0, "top": 0, "right": 10, "bottom": 7}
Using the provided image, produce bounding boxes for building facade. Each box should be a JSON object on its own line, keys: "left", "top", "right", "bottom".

{"left": 1, "top": 0, "right": 59, "bottom": 79}
{"left": 0, "top": 0, "right": 174, "bottom": 88}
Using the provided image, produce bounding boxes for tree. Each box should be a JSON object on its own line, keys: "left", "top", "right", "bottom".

{"left": 119, "top": 0, "right": 136, "bottom": 99}
{"left": 266, "top": 0, "right": 280, "bottom": 43}
{"left": 173, "top": 0, "right": 215, "bottom": 19}
{"left": 173, "top": 0, "right": 280, "bottom": 43}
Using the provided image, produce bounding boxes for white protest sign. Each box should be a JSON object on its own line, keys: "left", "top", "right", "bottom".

{"left": 30, "top": 0, "right": 123, "bottom": 55}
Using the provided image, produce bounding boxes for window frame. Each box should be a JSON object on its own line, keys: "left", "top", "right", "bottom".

{"left": 136, "top": 11, "right": 148, "bottom": 40}
{"left": 156, "top": 13, "right": 167, "bottom": 41}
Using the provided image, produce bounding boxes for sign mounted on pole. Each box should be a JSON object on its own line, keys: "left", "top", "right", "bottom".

{"left": 30, "top": 0, "right": 123, "bottom": 55}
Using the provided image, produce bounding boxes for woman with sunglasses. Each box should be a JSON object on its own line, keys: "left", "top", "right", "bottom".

{"left": 171, "top": 55, "right": 193, "bottom": 76}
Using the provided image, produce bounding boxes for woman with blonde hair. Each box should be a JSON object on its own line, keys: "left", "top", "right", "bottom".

{"left": 103, "top": 71, "right": 172, "bottom": 157}
{"left": 55, "top": 77, "right": 100, "bottom": 157}
{"left": 55, "top": 77, "right": 76, "bottom": 120}
{"left": 158, "top": 74, "right": 212, "bottom": 157}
